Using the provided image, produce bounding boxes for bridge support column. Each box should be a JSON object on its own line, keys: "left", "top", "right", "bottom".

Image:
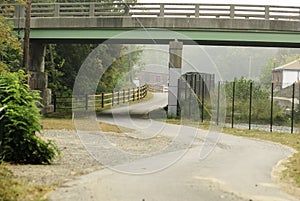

{"left": 29, "top": 43, "right": 53, "bottom": 114}
{"left": 168, "top": 40, "right": 183, "bottom": 117}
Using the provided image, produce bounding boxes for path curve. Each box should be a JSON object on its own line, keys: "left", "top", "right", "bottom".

{"left": 49, "top": 93, "right": 299, "bottom": 201}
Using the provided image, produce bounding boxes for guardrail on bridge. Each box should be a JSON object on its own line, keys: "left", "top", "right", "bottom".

{"left": 1, "top": 3, "right": 300, "bottom": 21}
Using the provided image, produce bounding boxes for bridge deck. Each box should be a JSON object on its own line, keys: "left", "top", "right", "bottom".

{"left": 2, "top": 2, "right": 300, "bottom": 46}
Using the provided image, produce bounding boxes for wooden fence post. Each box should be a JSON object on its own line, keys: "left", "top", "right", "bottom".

{"left": 123, "top": 89, "right": 125, "bottom": 103}
{"left": 53, "top": 93, "right": 57, "bottom": 112}
{"left": 128, "top": 88, "right": 130, "bottom": 102}
{"left": 101, "top": 92, "right": 104, "bottom": 108}
{"left": 85, "top": 94, "right": 88, "bottom": 111}
{"left": 132, "top": 88, "right": 135, "bottom": 101}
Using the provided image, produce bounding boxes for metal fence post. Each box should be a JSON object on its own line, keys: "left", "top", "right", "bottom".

{"left": 201, "top": 78, "right": 205, "bottom": 123}
{"left": 291, "top": 83, "right": 295, "bottom": 134}
{"left": 270, "top": 82, "right": 274, "bottom": 132}
{"left": 249, "top": 82, "right": 253, "bottom": 130}
{"left": 217, "top": 81, "right": 220, "bottom": 125}
{"left": 231, "top": 81, "right": 235, "bottom": 128}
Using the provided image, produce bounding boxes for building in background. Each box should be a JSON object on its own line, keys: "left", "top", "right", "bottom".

{"left": 272, "top": 59, "right": 300, "bottom": 89}
{"left": 138, "top": 65, "right": 168, "bottom": 88}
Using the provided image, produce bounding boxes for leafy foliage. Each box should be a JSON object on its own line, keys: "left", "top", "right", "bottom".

{"left": 0, "top": 71, "right": 60, "bottom": 164}
{"left": 225, "top": 77, "right": 285, "bottom": 124}
{"left": 45, "top": 43, "right": 142, "bottom": 95}
{"left": 0, "top": 9, "right": 23, "bottom": 73}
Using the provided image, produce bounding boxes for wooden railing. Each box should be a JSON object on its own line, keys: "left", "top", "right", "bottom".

{"left": 53, "top": 85, "right": 148, "bottom": 112}
{"left": 1, "top": 3, "right": 300, "bottom": 21}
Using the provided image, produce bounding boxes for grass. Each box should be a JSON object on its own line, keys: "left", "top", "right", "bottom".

{"left": 166, "top": 118, "right": 300, "bottom": 189}
{"left": 40, "top": 118, "right": 134, "bottom": 133}
{"left": 0, "top": 164, "right": 51, "bottom": 201}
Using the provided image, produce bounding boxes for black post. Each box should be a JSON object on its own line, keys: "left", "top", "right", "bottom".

{"left": 128, "top": 88, "right": 130, "bottom": 102}
{"left": 53, "top": 93, "right": 57, "bottom": 112}
{"left": 123, "top": 89, "right": 125, "bottom": 103}
{"left": 291, "top": 83, "right": 295, "bottom": 134}
{"left": 85, "top": 94, "right": 88, "bottom": 111}
{"left": 101, "top": 92, "right": 104, "bottom": 108}
{"left": 112, "top": 92, "right": 114, "bottom": 106}
{"left": 132, "top": 88, "right": 135, "bottom": 101}
{"left": 249, "top": 82, "right": 253, "bottom": 130}
{"left": 217, "top": 81, "right": 220, "bottom": 125}
{"left": 117, "top": 91, "right": 120, "bottom": 105}
{"left": 201, "top": 78, "right": 205, "bottom": 123}
{"left": 270, "top": 83, "right": 274, "bottom": 132}
{"left": 231, "top": 81, "right": 235, "bottom": 128}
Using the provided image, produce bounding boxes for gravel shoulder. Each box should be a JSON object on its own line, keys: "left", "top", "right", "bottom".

{"left": 7, "top": 127, "right": 174, "bottom": 187}
{"left": 8, "top": 130, "right": 103, "bottom": 187}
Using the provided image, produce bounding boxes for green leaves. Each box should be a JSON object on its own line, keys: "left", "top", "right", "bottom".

{"left": 0, "top": 70, "right": 60, "bottom": 164}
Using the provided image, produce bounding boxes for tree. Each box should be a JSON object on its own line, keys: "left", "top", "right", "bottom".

{"left": 0, "top": 4, "right": 23, "bottom": 73}
{"left": 225, "top": 77, "right": 285, "bottom": 123}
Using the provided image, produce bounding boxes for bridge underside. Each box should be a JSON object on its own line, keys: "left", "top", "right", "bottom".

{"left": 24, "top": 29, "right": 300, "bottom": 48}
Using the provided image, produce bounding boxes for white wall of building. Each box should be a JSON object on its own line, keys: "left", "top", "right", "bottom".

{"left": 282, "top": 70, "right": 300, "bottom": 88}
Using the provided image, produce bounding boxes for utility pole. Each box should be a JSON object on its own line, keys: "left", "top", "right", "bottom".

{"left": 23, "top": 0, "right": 31, "bottom": 74}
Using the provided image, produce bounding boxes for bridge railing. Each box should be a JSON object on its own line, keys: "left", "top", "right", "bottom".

{"left": 1, "top": 3, "right": 300, "bottom": 21}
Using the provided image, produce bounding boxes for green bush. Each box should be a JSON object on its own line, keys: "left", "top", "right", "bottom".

{"left": 224, "top": 77, "right": 286, "bottom": 124}
{"left": 0, "top": 70, "right": 60, "bottom": 164}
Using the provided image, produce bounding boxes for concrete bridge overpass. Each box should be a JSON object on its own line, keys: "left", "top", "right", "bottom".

{"left": 4, "top": 2, "right": 300, "bottom": 46}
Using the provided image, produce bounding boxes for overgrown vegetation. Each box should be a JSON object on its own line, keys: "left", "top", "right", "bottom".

{"left": 0, "top": 71, "right": 61, "bottom": 164}
{"left": 224, "top": 77, "right": 286, "bottom": 124}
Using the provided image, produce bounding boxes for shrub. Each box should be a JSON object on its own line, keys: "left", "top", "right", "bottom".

{"left": 0, "top": 70, "right": 60, "bottom": 164}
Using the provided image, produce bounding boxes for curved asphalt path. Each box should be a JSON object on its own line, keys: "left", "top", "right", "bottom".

{"left": 49, "top": 93, "right": 299, "bottom": 201}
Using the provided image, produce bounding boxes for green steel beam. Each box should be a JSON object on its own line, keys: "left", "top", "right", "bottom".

{"left": 20, "top": 29, "right": 300, "bottom": 47}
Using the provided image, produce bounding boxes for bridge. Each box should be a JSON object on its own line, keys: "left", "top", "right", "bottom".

{"left": 2, "top": 2, "right": 300, "bottom": 114}
{"left": 3, "top": 2, "right": 300, "bottom": 46}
